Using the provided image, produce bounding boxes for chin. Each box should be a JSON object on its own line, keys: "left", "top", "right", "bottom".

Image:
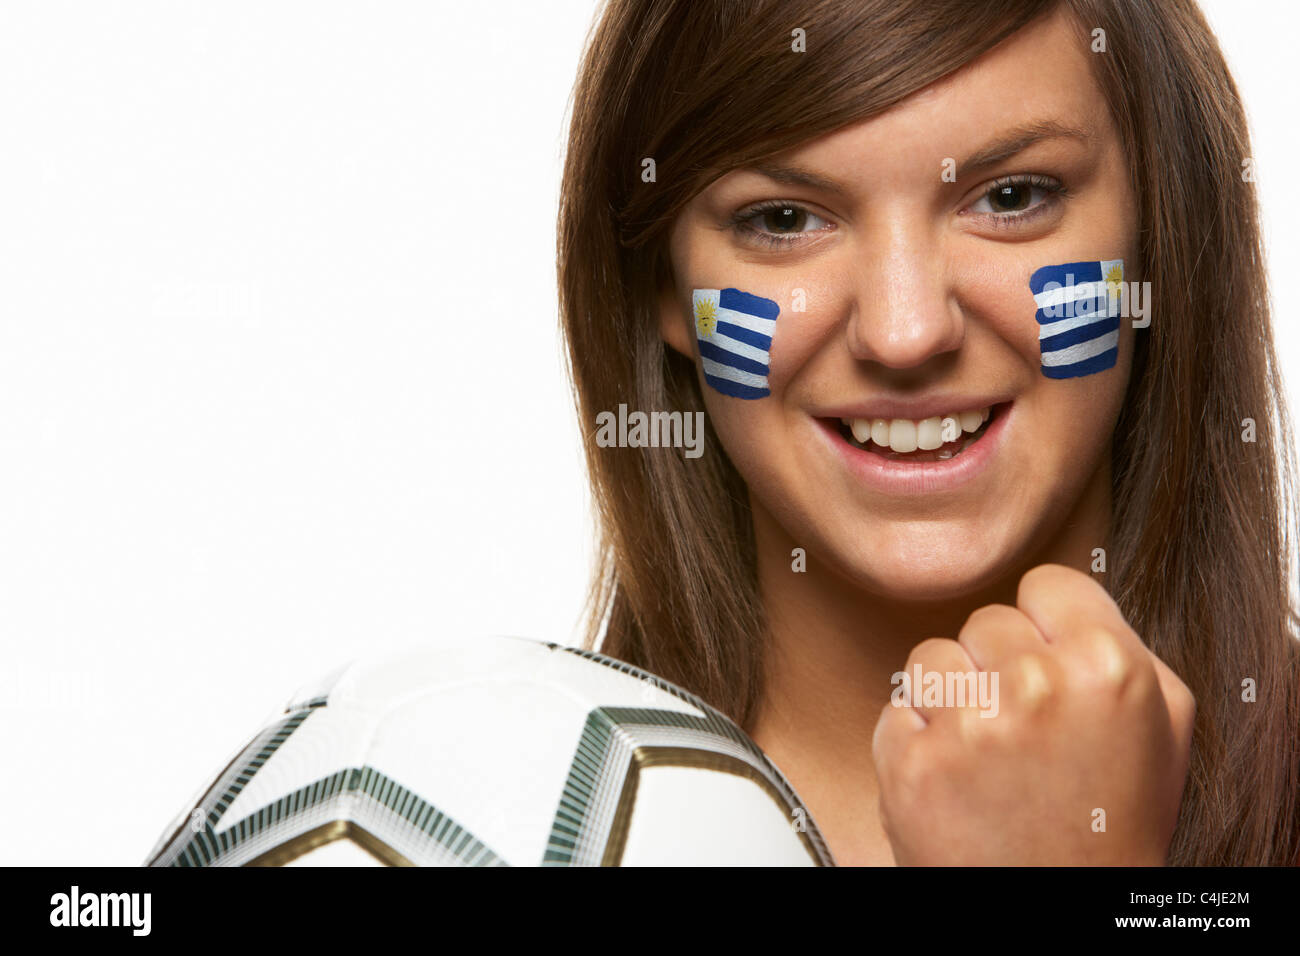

{"left": 827, "top": 521, "right": 1022, "bottom": 604}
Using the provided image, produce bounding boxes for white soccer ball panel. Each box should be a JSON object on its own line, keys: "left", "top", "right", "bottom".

{"left": 620, "top": 766, "right": 816, "bottom": 866}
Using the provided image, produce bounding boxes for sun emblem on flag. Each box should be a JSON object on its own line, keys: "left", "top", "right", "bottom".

{"left": 694, "top": 297, "right": 718, "bottom": 337}
{"left": 1104, "top": 264, "right": 1123, "bottom": 293}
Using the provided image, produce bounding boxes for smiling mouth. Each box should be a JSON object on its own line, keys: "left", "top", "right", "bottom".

{"left": 829, "top": 403, "right": 1006, "bottom": 462}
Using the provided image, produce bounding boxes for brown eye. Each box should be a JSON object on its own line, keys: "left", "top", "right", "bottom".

{"left": 988, "top": 183, "right": 1032, "bottom": 212}
{"left": 968, "top": 176, "right": 1062, "bottom": 218}
{"left": 762, "top": 206, "right": 806, "bottom": 232}
{"left": 733, "top": 202, "right": 832, "bottom": 246}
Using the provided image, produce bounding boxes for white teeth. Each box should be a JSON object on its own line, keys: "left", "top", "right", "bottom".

{"left": 888, "top": 419, "right": 917, "bottom": 453}
{"left": 844, "top": 406, "right": 992, "bottom": 453}
{"left": 915, "top": 417, "right": 943, "bottom": 451}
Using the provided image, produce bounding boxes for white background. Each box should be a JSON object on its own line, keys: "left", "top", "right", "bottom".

{"left": 0, "top": 0, "right": 1294, "bottom": 866}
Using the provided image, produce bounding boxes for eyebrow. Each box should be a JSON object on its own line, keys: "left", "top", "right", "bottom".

{"left": 747, "top": 161, "right": 850, "bottom": 196}
{"left": 744, "top": 119, "right": 1095, "bottom": 195}
{"left": 954, "top": 120, "right": 1095, "bottom": 180}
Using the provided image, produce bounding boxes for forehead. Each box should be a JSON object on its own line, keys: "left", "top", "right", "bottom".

{"left": 740, "top": 7, "right": 1109, "bottom": 187}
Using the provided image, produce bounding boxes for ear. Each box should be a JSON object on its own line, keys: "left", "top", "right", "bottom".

{"left": 657, "top": 281, "right": 695, "bottom": 360}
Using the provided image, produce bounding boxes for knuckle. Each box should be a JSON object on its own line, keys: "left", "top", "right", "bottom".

{"left": 1018, "top": 563, "right": 1070, "bottom": 599}
{"left": 1078, "top": 628, "right": 1136, "bottom": 690}
{"left": 907, "top": 636, "right": 958, "bottom": 668}
{"left": 960, "top": 603, "right": 1020, "bottom": 637}
{"left": 968, "top": 706, "right": 1017, "bottom": 749}
{"left": 1007, "top": 651, "right": 1057, "bottom": 711}
{"left": 1018, "top": 562, "right": 1103, "bottom": 606}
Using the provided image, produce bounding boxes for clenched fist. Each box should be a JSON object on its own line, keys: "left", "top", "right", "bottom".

{"left": 871, "top": 564, "right": 1196, "bottom": 865}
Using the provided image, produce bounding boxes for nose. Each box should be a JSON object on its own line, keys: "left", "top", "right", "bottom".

{"left": 844, "top": 218, "right": 964, "bottom": 369}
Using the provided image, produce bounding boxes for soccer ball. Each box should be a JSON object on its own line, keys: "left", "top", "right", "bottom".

{"left": 145, "top": 636, "right": 833, "bottom": 866}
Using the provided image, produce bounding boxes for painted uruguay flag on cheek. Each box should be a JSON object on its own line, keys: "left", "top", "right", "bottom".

{"left": 1029, "top": 259, "right": 1124, "bottom": 379}
{"left": 692, "top": 287, "right": 781, "bottom": 399}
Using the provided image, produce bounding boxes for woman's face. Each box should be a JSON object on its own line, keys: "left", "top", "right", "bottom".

{"left": 659, "top": 9, "right": 1137, "bottom": 601}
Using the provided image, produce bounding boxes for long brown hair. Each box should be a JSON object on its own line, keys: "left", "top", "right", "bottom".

{"left": 556, "top": 0, "right": 1300, "bottom": 865}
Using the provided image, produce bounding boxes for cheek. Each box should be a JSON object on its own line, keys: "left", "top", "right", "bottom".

{"left": 999, "top": 261, "right": 1132, "bottom": 487}
{"left": 685, "top": 282, "right": 818, "bottom": 479}
{"left": 1022, "top": 258, "right": 1133, "bottom": 456}
{"left": 960, "top": 256, "right": 1131, "bottom": 378}
{"left": 957, "top": 257, "right": 1130, "bottom": 485}
{"left": 1028, "top": 259, "right": 1126, "bottom": 380}
{"left": 759, "top": 281, "right": 850, "bottom": 394}
{"left": 689, "top": 286, "right": 783, "bottom": 400}
{"left": 689, "top": 281, "right": 839, "bottom": 400}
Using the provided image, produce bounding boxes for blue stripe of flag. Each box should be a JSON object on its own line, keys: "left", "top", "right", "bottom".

{"left": 719, "top": 287, "right": 780, "bottom": 321}
{"left": 698, "top": 338, "right": 769, "bottom": 376}
{"left": 1029, "top": 260, "right": 1103, "bottom": 294}
{"left": 715, "top": 320, "right": 772, "bottom": 350}
{"left": 705, "top": 375, "right": 769, "bottom": 399}
{"left": 1040, "top": 315, "right": 1121, "bottom": 353}
{"left": 1041, "top": 347, "right": 1118, "bottom": 379}
{"left": 1035, "top": 295, "right": 1110, "bottom": 320}
{"left": 1035, "top": 303, "right": 1110, "bottom": 327}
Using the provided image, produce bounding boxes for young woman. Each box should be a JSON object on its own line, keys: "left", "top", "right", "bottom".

{"left": 558, "top": 0, "right": 1300, "bottom": 865}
